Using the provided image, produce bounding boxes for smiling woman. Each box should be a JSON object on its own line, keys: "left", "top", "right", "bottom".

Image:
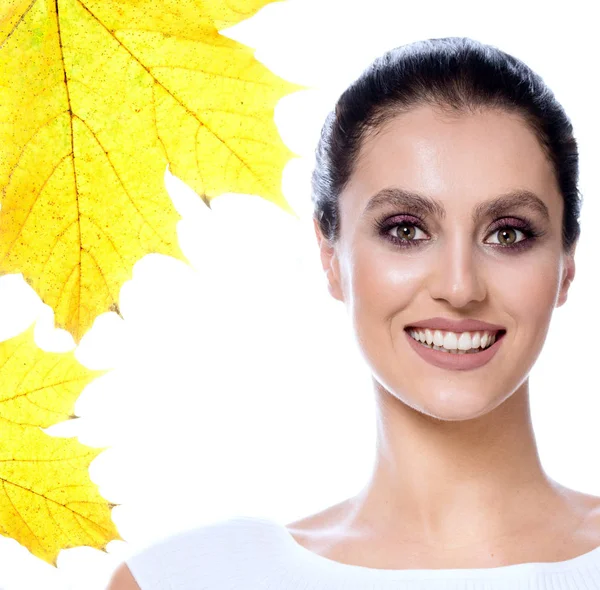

{"left": 107, "top": 37, "right": 600, "bottom": 590}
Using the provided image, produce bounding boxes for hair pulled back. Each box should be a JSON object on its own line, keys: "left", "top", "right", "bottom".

{"left": 311, "top": 37, "right": 582, "bottom": 253}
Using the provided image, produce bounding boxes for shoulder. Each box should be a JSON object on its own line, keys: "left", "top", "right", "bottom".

{"left": 105, "top": 562, "right": 141, "bottom": 590}
{"left": 109, "top": 517, "right": 281, "bottom": 590}
{"left": 545, "top": 486, "right": 600, "bottom": 553}
{"left": 285, "top": 499, "right": 352, "bottom": 533}
{"left": 579, "top": 494, "right": 600, "bottom": 542}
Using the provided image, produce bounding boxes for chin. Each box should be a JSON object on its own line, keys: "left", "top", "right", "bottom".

{"left": 393, "top": 385, "right": 511, "bottom": 422}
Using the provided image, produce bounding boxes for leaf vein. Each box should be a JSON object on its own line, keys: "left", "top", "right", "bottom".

{"left": 53, "top": 262, "right": 80, "bottom": 314}
{"left": 0, "top": 0, "right": 38, "bottom": 49}
{"left": 74, "top": 114, "right": 167, "bottom": 247}
{"left": 2, "top": 109, "right": 69, "bottom": 199}
{"left": 76, "top": 0, "right": 272, "bottom": 193}
{"left": 54, "top": 0, "right": 83, "bottom": 324}
{"left": 1, "top": 476, "right": 113, "bottom": 535}
{"left": 81, "top": 245, "right": 114, "bottom": 300}
{"left": 36, "top": 218, "right": 79, "bottom": 279}
{"left": 151, "top": 82, "right": 168, "bottom": 159}
{"left": 2, "top": 479, "right": 39, "bottom": 547}
{"left": 0, "top": 153, "right": 72, "bottom": 268}
{"left": 43, "top": 492, "right": 73, "bottom": 548}
{"left": 149, "top": 64, "right": 275, "bottom": 89}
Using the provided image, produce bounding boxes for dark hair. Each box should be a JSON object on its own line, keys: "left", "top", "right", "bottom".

{"left": 311, "top": 37, "right": 582, "bottom": 253}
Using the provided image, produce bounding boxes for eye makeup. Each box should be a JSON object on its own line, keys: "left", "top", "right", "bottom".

{"left": 374, "top": 213, "right": 547, "bottom": 253}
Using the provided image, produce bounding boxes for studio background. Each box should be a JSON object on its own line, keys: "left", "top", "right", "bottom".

{"left": 0, "top": 0, "right": 597, "bottom": 588}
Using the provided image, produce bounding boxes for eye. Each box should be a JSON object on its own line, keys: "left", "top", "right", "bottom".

{"left": 485, "top": 226, "right": 527, "bottom": 246}
{"left": 387, "top": 222, "right": 428, "bottom": 243}
{"left": 376, "top": 215, "right": 542, "bottom": 252}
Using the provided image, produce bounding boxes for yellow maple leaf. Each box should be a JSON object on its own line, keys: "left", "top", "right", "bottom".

{"left": 0, "top": 0, "right": 304, "bottom": 343}
{"left": 0, "top": 323, "right": 121, "bottom": 564}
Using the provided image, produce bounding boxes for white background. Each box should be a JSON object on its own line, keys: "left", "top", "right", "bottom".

{"left": 0, "top": 0, "right": 598, "bottom": 588}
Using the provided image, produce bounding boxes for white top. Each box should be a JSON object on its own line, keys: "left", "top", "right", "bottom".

{"left": 126, "top": 515, "right": 600, "bottom": 589}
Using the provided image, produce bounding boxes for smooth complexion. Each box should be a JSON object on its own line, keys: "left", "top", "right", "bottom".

{"left": 106, "top": 105, "right": 592, "bottom": 589}
{"left": 287, "top": 104, "right": 600, "bottom": 570}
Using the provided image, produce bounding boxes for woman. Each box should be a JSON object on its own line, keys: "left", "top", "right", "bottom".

{"left": 108, "top": 37, "right": 600, "bottom": 589}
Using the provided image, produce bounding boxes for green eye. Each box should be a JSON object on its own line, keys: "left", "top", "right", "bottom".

{"left": 486, "top": 227, "right": 527, "bottom": 246}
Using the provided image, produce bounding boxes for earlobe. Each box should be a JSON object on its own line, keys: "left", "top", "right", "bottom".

{"left": 325, "top": 268, "right": 344, "bottom": 301}
{"left": 556, "top": 252, "right": 576, "bottom": 308}
{"left": 313, "top": 217, "right": 344, "bottom": 303}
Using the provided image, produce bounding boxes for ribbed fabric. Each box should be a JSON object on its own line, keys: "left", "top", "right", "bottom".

{"left": 126, "top": 515, "right": 600, "bottom": 589}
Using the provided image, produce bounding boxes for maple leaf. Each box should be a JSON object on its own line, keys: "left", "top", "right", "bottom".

{"left": 0, "top": 0, "right": 303, "bottom": 343}
{"left": 0, "top": 323, "right": 121, "bottom": 564}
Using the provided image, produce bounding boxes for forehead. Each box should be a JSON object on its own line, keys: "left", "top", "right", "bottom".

{"left": 343, "top": 104, "right": 562, "bottom": 220}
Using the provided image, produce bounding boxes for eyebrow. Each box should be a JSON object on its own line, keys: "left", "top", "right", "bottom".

{"left": 362, "top": 187, "right": 551, "bottom": 223}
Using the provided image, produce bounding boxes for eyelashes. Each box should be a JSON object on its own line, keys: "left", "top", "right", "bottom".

{"left": 375, "top": 214, "right": 546, "bottom": 253}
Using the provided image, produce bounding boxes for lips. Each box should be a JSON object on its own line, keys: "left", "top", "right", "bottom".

{"left": 405, "top": 329, "right": 505, "bottom": 370}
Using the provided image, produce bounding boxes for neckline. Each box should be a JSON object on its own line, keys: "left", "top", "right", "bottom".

{"left": 239, "top": 516, "right": 600, "bottom": 580}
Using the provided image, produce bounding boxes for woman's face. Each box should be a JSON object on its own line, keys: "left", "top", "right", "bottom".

{"left": 315, "top": 104, "right": 576, "bottom": 420}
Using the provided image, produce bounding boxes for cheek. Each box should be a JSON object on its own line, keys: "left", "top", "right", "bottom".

{"left": 348, "top": 248, "right": 422, "bottom": 315}
{"left": 497, "top": 256, "right": 561, "bottom": 335}
{"left": 344, "top": 248, "right": 416, "bottom": 366}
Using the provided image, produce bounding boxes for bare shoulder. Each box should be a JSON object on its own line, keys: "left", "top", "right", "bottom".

{"left": 105, "top": 562, "right": 141, "bottom": 590}
{"left": 579, "top": 492, "right": 600, "bottom": 540}
{"left": 544, "top": 485, "right": 600, "bottom": 549}
{"left": 285, "top": 499, "right": 351, "bottom": 534}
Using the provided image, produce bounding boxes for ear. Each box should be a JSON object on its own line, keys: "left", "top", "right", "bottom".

{"left": 313, "top": 216, "right": 344, "bottom": 302}
{"left": 555, "top": 243, "right": 577, "bottom": 308}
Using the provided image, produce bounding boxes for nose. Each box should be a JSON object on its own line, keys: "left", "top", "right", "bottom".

{"left": 427, "top": 233, "right": 487, "bottom": 308}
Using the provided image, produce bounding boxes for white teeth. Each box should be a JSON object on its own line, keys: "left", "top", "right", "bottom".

{"left": 408, "top": 328, "right": 500, "bottom": 353}
{"left": 457, "top": 332, "right": 472, "bottom": 351}
{"left": 443, "top": 332, "right": 458, "bottom": 350}
{"left": 425, "top": 329, "right": 434, "bottom": 345}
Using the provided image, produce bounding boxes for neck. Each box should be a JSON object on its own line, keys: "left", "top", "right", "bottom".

{"left": 346, "top": 380, "right": 572, "bottom": 549}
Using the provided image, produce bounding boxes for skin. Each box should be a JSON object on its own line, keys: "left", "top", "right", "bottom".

{"left": 105, "top": 104, "right": 595, "bottom": 586}
{"left": 285, "top": 103, "right": 600, "bottom": 570}
{"left": 106, "top": 564, "right": 140, "bottom": 590}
